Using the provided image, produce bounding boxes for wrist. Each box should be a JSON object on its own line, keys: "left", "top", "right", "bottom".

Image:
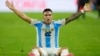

{"left": 9, "top": 7, "right": 16, "bottom": 10}
{"left": 10, "top": 8, "right": 15, "bottom": 10}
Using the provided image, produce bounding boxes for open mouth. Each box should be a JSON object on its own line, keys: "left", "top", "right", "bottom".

{"left": 47, "top": 19, "right": 50, "bottom": 21}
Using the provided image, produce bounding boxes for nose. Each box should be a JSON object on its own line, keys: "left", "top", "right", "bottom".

{"left": 46, "top": 15, "right": 50, "bottom": 19}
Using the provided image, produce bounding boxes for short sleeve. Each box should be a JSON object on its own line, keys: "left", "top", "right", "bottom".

{"left": 30, "top": 19, "right": 38, "bottom": 25}
{"left": 57, "top": 18, "right": 66, "bottom": 26}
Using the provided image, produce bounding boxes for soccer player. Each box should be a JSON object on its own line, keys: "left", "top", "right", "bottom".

{"left": 5, "top": 0, "right": 91, "bottom": 56}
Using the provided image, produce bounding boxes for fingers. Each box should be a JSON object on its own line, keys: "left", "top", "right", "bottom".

{"left": 5, "top": 0, "right": 14, "bottom": 10}
{"left": 6, "top": 0, "right": 13, "bottom": 5}
{"left": 5, "top": 0, "right": 9, "bottom": 7}
{"left": 6, "top": 0, "right": 9, "bottom": 3}
{"left": 11, "top": 1, "right": 14, "bottom": 6}
{"left": 83, "top": 3, "right": 92, "bottom": 12}
{"left": 86, "top": 3, "right": 92, "bottom": 11}
{"left": 5, "top": 0, "right": 10, "bottom": 6}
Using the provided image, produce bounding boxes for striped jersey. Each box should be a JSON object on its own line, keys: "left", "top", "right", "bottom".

{"left": 31, "top": 19, "right": 65, "bottom": 48}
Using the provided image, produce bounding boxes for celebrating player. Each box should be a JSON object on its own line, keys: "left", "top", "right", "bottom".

{"left": 5, "top": 0, "right": 91, "bottom": 56}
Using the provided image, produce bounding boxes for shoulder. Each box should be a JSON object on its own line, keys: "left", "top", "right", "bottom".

{"left": 31, "top": 18, "right": 43, "bottom": 26}
{"left": 53, "top": 18, "right": 66, "bottom": 25}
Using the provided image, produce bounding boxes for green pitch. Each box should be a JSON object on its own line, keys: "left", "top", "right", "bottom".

{"left": 0, "top": 11, "right": 100, "bottom": 56}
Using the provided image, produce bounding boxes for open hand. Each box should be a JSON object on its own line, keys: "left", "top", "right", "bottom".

{"left": 83, "top": 3, "right": 92, "bottom": 12}
{"left": 5, "top": 0, "right": 15, "bottom": 10}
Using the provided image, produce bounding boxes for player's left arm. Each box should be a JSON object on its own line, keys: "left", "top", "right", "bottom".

{"left": 65, "top": 3, "right": 92, "bottom": 24}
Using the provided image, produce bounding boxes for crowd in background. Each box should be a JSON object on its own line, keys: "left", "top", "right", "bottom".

{"left": 77, "top": 0, "right": 100, "bottom": 18}
{"left": 92, "top": 0, "right": 100, "bottom": 18}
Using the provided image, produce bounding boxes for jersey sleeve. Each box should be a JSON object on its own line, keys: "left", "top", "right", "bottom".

{"left": 30, "top": 18, "right": 39, "bottom": 26}
{"left": 56, "top": 18, "right": 66, "bottom": 26}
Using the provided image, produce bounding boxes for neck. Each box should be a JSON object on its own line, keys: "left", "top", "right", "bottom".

{"left": 44, "top": 21, "right": 51, "bottom": 25}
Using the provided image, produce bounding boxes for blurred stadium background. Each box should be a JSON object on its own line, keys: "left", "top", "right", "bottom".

{"left": 0, "top": 0, "right": 100, "bottom": 56}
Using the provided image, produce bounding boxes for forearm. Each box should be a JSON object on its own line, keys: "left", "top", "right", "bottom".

{"left": 65, "top": 10, "right": 84, "bottom": 24}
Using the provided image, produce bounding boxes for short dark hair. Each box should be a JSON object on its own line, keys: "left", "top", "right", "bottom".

{"left": 43, "top": 8, "right": 52, "bottom": 13}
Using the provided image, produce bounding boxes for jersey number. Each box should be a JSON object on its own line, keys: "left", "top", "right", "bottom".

{"left": 45, "top": 31, "right": 51, "bottom": 36}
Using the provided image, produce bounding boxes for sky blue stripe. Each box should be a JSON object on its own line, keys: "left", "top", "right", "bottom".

{"left": 54, "top": 23, "right": 61, "bottom": 48}
{"left": 35, "top": 23, "right": 42, "bottom": 47}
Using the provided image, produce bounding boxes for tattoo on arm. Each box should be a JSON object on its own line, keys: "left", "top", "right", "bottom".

{"left": 65, "top": 11, "right": 83, "bottom": 24}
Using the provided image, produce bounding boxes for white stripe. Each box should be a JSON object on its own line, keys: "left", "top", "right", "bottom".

{"left": 50, "top": 23, "right": 55, "bottom": 48}
{"left": 41, "top": 24, "right": 46, "bottom": 48}
{"left": 36, "top": 27, "right": 39, "bottom": 47}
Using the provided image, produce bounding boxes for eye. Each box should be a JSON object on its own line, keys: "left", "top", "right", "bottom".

{"left": 49, "top": 14, "right": 51, "bottom": 16}
{"left": 45, "top": 14, "right": 48, "bottom": 16}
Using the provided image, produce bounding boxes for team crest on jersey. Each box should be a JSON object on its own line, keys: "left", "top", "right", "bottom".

{"left": 42, "top": 28, "right": 54, "bottom": 32}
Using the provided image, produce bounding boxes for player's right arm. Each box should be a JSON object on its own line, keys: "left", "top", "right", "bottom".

{"left": 5, "top": 0, "right": 31, "bottom": 24}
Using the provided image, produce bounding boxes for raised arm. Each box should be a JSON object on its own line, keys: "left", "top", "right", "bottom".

{"left": 65, "top": 3, "right": 91, "bottom": 24}
{"left": 5, "top": 0, "right": 31, "bottom": 24}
